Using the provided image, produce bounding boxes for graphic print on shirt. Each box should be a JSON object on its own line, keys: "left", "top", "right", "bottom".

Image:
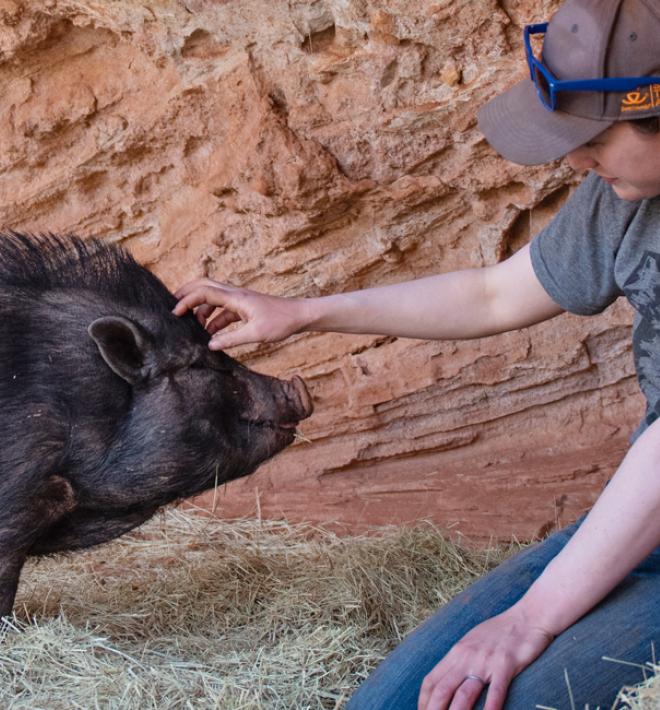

{"left": 623, "top": 250, "right": 660, "bottom": 426}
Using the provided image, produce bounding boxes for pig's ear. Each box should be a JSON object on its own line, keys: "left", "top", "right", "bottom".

{"left": 88, "top": 316, "right": 155, "bottom": 385}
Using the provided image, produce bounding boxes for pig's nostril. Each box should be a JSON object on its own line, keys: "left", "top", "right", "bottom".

{"left": 289, "top": 375, "right": 313, "bottom": 418}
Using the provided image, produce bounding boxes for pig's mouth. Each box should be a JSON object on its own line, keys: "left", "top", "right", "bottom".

{"left": 239, "top": 418, "right": 298, "bottom": 437}
{"left": 236, "top": 418, "right": 303, "bottom": 459}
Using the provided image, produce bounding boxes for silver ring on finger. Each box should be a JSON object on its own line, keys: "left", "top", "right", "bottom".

{"left": 463, "top": 673, "right": 487, "bottom": 685}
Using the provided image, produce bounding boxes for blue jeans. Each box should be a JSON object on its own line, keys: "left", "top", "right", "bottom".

{"left": 347, "top": 518, "right": 660, "bottom": 708}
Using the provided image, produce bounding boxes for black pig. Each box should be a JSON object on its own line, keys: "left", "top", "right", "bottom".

{"left": 0, "top": 232, "right": 312, "bottom": 616}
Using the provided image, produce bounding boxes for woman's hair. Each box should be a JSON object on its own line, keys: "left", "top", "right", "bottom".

{"left": 629, "top": 116, "right": 660, "bottom": 134}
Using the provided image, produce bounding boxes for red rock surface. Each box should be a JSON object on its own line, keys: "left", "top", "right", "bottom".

{"left": 0, "top": 0, "right": 644, "bottom": 544}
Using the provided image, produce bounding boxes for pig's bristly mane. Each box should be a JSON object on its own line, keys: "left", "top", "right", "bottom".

{"left": 0, "top": 232, "right": 177, "bottom": 314}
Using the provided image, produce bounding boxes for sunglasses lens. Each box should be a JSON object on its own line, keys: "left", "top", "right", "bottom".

{"left": 533, "top": 64, "right": 553, "bottom": 109}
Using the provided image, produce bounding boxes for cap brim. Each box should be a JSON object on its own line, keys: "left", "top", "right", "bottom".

{"left": 477, "top": 79, "right": 613, "bottom": 166}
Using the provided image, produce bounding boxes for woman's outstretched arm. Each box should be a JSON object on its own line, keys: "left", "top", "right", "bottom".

{"left": 173, "top": 243, "right": 563, "bottom": 349}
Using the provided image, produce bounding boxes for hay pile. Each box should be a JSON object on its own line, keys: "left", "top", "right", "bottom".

{"left": 0, "top": 509, "right": 655, "bottom": 709}
{"left": 616, "top": 663, "right": 660, "bottom": 710}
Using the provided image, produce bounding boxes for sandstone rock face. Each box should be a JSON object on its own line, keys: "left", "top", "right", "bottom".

{"left": 0, "top": 0, "right": 643, "bottom": 544}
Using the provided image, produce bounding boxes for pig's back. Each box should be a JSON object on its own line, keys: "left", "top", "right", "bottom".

{"left": 0, "top": 232, "right": 175, "bottom": 314}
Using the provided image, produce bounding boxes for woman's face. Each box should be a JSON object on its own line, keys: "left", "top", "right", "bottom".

{"left": 566, "top": 121, "right": 660, "bottom": 201}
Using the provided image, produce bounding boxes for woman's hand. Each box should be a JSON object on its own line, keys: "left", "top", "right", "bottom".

{"left": 173, "top": 278, "right": 308, "bottom": 350}
{"left": 418, "top": 605, "right": 554, "bottom": 710}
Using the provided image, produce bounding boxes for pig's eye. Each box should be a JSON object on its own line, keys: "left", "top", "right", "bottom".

{"left": 196, "top": 418, "right": 215, "bottom": 435}
{"left": 204, "top": 362, "right": 234, "bottom": 374}
{"left": 187, "top": 361, "right": 232, "bottom": 374}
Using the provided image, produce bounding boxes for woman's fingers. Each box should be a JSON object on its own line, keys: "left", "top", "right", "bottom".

{"left": 174, "top": 283, "right": 248, "bottom": 334}
{"left": 483, "top": 676, "right": 510, "bottom": 710}
{"left": 446, "top": 676, "right": 487, "bottom": 710}
{"left": 173, "top": 278, "right": 231, "bottom": 301}
{"left": 192, "top": 303, "right": 216, "bottom": 327}
{"left": 172, "top": 285, "right": 236, "bottom": 317}
{"left": 194, "top": 303, "right": 216, "bottom": 321}
{"left": 173, "top": 277, "right": 303, "bottom": 349}
{"left": 419, "top": 660, "right": 454, "bottom": 710}
{"left": 421, "top": 666, "right": 487, "bottom": 710}
{"left": 209, "top": 322, "right": 261, "bottom": 350}
{"left": 207, "top": 309, "right": 241, "bottom": 334}
{"left": 422, "top": 670, "right": 509, "bottom": 710}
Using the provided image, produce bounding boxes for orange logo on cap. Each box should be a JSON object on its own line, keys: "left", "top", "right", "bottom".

{"left": 621, "top": 85, "right": 660, "bottom": 112}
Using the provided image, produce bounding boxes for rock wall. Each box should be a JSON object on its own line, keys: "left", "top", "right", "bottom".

{"left": 0, "top": 0, "right": 644, "bottom": 544}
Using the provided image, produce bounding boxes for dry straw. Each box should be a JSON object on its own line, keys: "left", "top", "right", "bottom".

{"left": 0, "top": 508, "right": 655, "bottom": 709}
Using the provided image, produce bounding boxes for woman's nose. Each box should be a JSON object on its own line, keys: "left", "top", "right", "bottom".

{"left": 566, "top": 146, "right": 598, "bottom": 171}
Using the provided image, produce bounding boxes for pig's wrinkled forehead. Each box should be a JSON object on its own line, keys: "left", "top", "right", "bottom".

{"left": 169, "top": 309, "right": 210, "bottom": 343}
{"left": 155, "top": 310, "right": 241, "bottom": 367}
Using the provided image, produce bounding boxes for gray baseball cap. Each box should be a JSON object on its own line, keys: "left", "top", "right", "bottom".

{"left": 478, "top": 0, "right": 660, "bottom": 165}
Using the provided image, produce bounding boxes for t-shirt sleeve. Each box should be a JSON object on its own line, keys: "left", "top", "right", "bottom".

{"left": 530, "top": 173, "right": 640, "bottom": 316}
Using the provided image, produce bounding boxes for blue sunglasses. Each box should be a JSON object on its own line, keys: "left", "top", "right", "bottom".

{"left": 524, "top": 23, "right": 660, "bottom": 111}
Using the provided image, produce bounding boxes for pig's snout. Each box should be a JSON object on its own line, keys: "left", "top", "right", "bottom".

{"left": 237, "top": 370, "right": 313, "bottom": 427}
{"left": 286, "top": 375, "right": 313, "bottom": 420}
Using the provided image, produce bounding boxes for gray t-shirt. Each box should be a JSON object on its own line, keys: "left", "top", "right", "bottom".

{"left": 530, "top": 172, "right": 660, "bottom": 442}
